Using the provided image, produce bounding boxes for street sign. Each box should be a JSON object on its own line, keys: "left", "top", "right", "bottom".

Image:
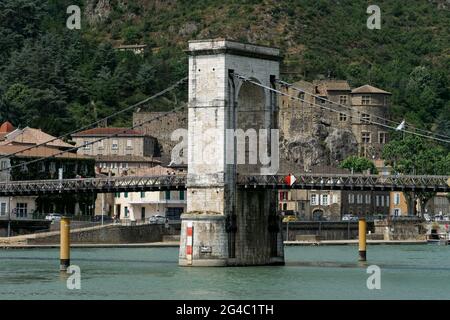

{"left": 284, "top": 174, "right": 296, "bottom": 186}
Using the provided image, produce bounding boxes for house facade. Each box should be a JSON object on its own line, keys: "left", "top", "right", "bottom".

{"left": 72, "top": 127, "right": 159, "bottom": 176}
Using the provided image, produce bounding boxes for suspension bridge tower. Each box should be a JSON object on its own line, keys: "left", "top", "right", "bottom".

{"left": 179, "top": 39, "right": 285, "bottom": 266}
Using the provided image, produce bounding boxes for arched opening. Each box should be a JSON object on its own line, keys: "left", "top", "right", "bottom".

{"left": 312, "top": 209, "right": 324, "bottom": 221}
{"left": 236, "top": 80, "right": 266, "bottom": 174}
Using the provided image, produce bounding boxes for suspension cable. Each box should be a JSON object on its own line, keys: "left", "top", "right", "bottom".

{"left": 0, "top": 104, "right": 187, "bottom": 173}
{"left": 235, "top": 74, "right": 450, "bottom": 144}
{"left": 277, "top": 79, "right": 450, "bottom": 140}
{"left": 0, "top": 77, "right": 188, "bottom": 161}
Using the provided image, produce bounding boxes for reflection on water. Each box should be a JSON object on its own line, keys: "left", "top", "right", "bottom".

{"left": 0, "top": 245, "right": 449, "bottom": 300}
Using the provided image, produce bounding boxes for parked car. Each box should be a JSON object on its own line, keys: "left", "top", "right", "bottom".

{"left": 283, "top": 215, "right": 299, "bottom": 222}
{"left": 45, "top": 213, "right": 62, "bottom": 221}
{"left": 342, "top": 214, "right": 358, "bottom": 222}
{"left": 149, "top": 215, "right": 166, "bottom": 224}
{"left": 92, "top": 215, "right": 113, "bottom": 223}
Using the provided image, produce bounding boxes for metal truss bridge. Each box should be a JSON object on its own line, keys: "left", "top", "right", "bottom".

{"left": 0, "top": 174, "right": 448, "bottom": 196}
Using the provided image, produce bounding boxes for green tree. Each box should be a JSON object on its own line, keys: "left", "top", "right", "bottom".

{"left": 382, "top": 136, "right": 450, "bottom": 215}
{"left": 339, "top": 156, "right": 378, "bottom": 174}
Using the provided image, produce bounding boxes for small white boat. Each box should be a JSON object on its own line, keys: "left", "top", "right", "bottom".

{"left": 426, "top": 232, "right": 449, "bottom": 245}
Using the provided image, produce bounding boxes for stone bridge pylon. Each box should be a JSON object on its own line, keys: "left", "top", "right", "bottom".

{"left": 179, "top": 39, "right": 285, "bottom": 266}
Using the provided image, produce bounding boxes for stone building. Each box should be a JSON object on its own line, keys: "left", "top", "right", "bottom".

{"left": 93, "top": 166, "right": 187, "bottom": 221}
{"left": 72, "top": 127, "right": 159, "bottom": 176}
{"left": 341, "top": 191, "right": 390, "bottom": 217}
{"left": 279, "top": 189, "right": 341, "bottom": 221}
{"left": 133, "top": 111, "right": 187, "bottom": 165}
{"left": 0, "top": 145, "right": 95, "bottom": 218}
{"left": 424, "top": 193, "right": 450, "bottom": 216}
{"left": 350, "top": 85, "right": 391, "bottom": 159}
{"left": 279, "top": 80, "right": 391, "bottom": 168}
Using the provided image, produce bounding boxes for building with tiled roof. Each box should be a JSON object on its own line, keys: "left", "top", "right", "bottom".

{"left": 0, "top": 126, "right": 73, "bottom": 150}
{"left": 72, "top": 127, "right": 159, "bottom": 176}
{"left": 351, "top": 84, "right": 391, "bottom": 95}
{"left": 0, "top": 121, "right": 15, "bottom": 141}
{"left": 72, "top": 127, "right": 145, "bottom": 137}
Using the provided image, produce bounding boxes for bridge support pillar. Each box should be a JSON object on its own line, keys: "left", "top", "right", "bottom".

{"left": 179, "top": 39, "right": 284, "bottom": 267}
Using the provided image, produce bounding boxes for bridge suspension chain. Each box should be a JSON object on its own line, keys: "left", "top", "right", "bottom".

{"left": 234, "top": 74, "right": 450, "bottom": 144}
{"left": 276, "top": 79, "right": 450, "bottom": 141}
{"left": 0, "top": 91, "right": 188, "bottom": 174}
{"left": 0, "top": 77, "right": 188, "bottom": 162}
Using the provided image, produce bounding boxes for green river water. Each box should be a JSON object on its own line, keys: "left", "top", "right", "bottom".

{"left": 0, "top": 245, "right": 449, "bottom": 299}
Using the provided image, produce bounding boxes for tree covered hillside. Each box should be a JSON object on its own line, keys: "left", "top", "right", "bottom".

{"left": 0, "top": 0, "right": 449, "bottom": 141}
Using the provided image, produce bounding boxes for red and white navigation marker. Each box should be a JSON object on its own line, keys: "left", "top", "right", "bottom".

{"left": 284, "top": 173, "right": 296, "bottom": 187}
{"left": 186, "top": 222, "right": 193, "bottom": 265}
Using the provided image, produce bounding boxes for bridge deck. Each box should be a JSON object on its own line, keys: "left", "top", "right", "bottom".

{"left": 0, "top": 174, "right": 448, "bottom": 196}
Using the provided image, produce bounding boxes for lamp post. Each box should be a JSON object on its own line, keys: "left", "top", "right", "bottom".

{"left": 7, "top": 167, "right": 11, "bottom": 237}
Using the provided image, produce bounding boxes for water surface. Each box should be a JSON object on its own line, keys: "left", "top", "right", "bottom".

{"left": 0, "top": 245, "right": 449, "bottom": 299}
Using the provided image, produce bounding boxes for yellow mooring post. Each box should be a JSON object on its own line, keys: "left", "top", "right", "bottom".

{"left": 358, "top": 218, "right": 367, "bottom": 261}
{"left": 60, "top": 217, "right": 70, "bottom": 271}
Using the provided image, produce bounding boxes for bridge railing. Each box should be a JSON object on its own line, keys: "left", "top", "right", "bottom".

{"left": 237, "top": 173, "right": 450, "bottom": 191}
{"left": 0, "top": 173, "right": 448, "bottom": 195}
{"left": 0, "top": 175, "right": 188, "bottom": 195}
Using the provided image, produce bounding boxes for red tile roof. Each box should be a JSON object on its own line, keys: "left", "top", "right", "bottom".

{"left": 72, "top": 127, "right": 144, "bottom": 137}
{"left": 0, "top": 121, "right": 15, "bottom": 133}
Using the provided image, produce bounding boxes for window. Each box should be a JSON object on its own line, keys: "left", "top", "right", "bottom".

{"left": 311, "top": 194, "right": 318, "bottom": 206}
{"left": 115, "top": 192, "right": 120, "bottom": 198}
{"left": 112, "top": 139, "right": 119, "bottom": 150}
{"left": 126, "top": 139, "right": 133, "bottom": 149}
{"left": 0, "top": 161, "right": 7, "bottom": 170}
{"left": 166, "top": 207, "right": 184, "bottom": 220}
{"left": 283, "top": 203, "right": 288, "bottom": 210}
{"left": 332, "top": 194, "right": 338, "bottom": 204}
{"left": 348, "top": 194, "right": 355, "bottom": 204}
{"left": 16, "top": 203, "right": 27, "bottom": 218}
{"left": 0, "top": 203, "right": 6, "bottom": 216}
{"left": 357, "top": 194, "right": 363, "bottom": 204}
{"left": 379, "top": 132, "right": 388, "bottom": 144}
{"left": 362, "top": 132, "right": 371, "bottom": 144}
{"left": 140, "top": 192, "right": 145, "bottom": 198}
{"left": 381, "top": 196, "right": 384, "bottom": 207}
{"left": 180, "top": 191, "right": 185, "bottom": 201}
{"left": 98, "top": 140, "right": 104, "bottom": 149}
{"left": 315, "top": 97, "right": 325, "bottom": 104}
{"left": 386, "top": 195, "right": 390, "bottom": 206}
{"left": 124, "top": 192, "right": 128, "bottom": 198}
{"left": 361, "top": 113, "right": 370, "bottom": 123}
{"left": 298, "top": 92, "right": 305, "bottom": 101}
{"left": 362, "top": 95, "right": 371, "bottom": 105}
{"left": 394, "top": 209, "right": 400, "bottom": 216}
{"left": 365, "top": 194, "right": 371, "bottom": 204}
{"left": 280, "top": 192, "right": 288, "bottom": 201}
{"left": 321, "top": 194, "right": 329, "bottom": 206}
{"left": 83, "top": 141, "right": 90, "bottom": 150}
{"left": 339, "top": 95, "right": 348, "bottom": 105}
{"left": 394, "top": 193, "right": 400, "bottom": 205}
{"left": 165, "top": 190, "right": 171, "bottom": 200}
{"left": 339, "top": 113, "right": 347, "bottom": 121}
{"left": 124, "top": 207, "right": 129, "bottom": 218}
